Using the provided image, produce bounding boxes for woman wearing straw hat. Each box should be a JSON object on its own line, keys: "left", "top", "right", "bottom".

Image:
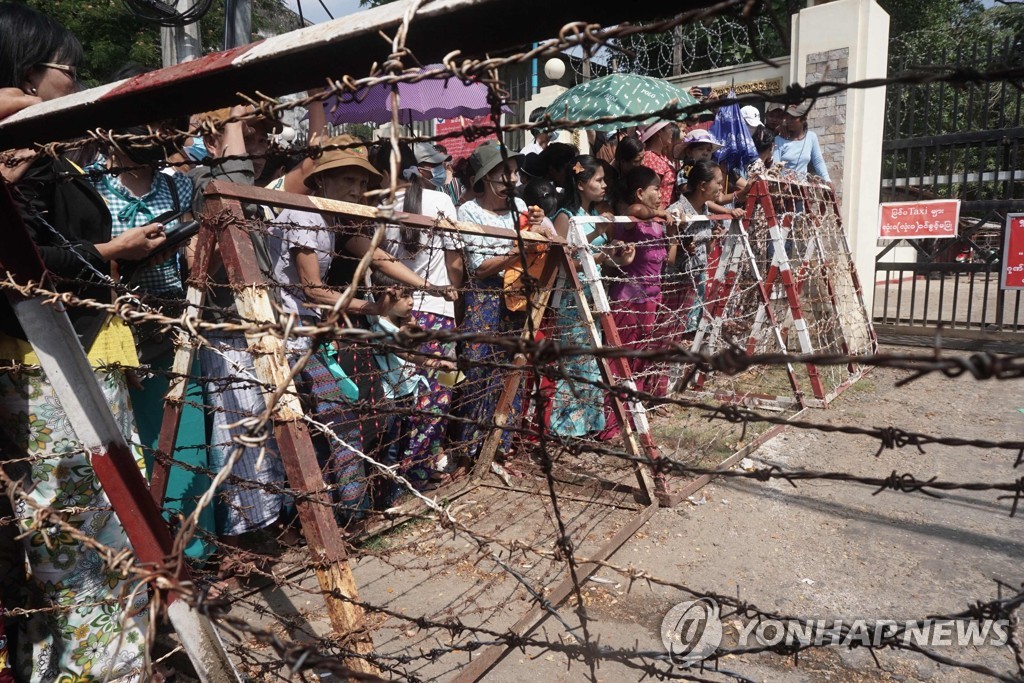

{"left": 452, "top": 141, "right": 550, "bottom": 467}
{"left": 268, "top": 135, "right": 449, "bottom": 529}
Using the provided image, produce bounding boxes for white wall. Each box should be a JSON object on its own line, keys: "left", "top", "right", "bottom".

{"left": 791, "top": 0, "right": 890, "bottom": 313}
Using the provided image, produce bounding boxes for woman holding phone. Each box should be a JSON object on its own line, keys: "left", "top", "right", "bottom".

{"left": 0, "top": 4, "right": 160, "bottom": 679}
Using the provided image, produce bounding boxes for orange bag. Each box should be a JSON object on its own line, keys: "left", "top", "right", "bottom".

{"left": 503, "top": 212, "right": 549, "bottom": 312}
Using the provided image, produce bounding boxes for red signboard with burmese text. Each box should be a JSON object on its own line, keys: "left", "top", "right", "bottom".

{"left": 1001, "top": 214, "right": 1024, "bottom": 290}
{"left": 878, "top": 200, "right": 960, "bottom": 239}
{"left": 435, "top": 115, "right": 497, "bottom": 161}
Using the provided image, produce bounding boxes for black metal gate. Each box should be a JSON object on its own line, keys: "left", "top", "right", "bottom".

{"left": 875, "top": 37, "right": 1024, "bottom": 351}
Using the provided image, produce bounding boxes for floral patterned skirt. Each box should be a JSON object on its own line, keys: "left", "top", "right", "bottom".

{"left": 452, "top": 279, "right": 523, "bottom": 459}
{"left": 549, "top": 300, "right": 606, "bottom": 438}
{"left": 0, "top": 367, "right": 148, "bottom": 682}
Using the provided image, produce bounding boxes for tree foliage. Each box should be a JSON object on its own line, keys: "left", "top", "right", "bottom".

{"left": 23, "top": 0, "right": 295, "bottom": 85}
{"left": 23, "top": 0, "right": 162, "bottom": 83}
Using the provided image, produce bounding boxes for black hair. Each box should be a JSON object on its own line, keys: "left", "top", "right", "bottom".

{"left": 623, "top": 165, "right": 659, "bottom": 202}
{"left": 110, "top": 62, "right": 149, "bottom": 81}
{"left": 528, "top": 106, "right": 548, "bottom": 140}
{"left": 600, "top": 160, "right": 624, "bottom": 208}
{"left": 370, "top": 140, "right": 427, "bottom": 254}
{"left": 0, "top": 3, "right": 82, "bottom": 90}
{"left": 751, "top": 125, "right": 775, "bottom": 154}
{"left": 521, "top": 178, "right": 560, "bottom": 218}
{"left": 615, "top": 135, "right": 644, "bottom": 165}
{"left": 684, "top": 159, "right": 721, "bottom": 195}
{"left": 541, "top": 142, "right": 577, "bottom": 183}
{"left": 561, "top": 154, "right": 604, "bottom": 213}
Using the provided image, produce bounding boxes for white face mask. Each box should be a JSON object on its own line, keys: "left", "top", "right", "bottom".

{"left": 429, "top": 163, "right": 447, "bottom": 190}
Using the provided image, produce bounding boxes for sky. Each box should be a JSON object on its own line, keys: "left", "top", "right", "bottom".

{"left": 282, "top": 0, "right": 366, "bottom": 24}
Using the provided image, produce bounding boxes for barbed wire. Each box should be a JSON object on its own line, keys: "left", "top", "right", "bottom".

{"left": 1, "top": 4, "right": 1023, "bottom": 683}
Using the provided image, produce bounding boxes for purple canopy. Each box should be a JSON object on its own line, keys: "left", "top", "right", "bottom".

{"left": 323, "top": 65, "right": 505, "bottom": 125}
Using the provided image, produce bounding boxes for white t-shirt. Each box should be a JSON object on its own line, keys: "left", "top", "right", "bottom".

{"left": 268, "top": 208, "right": 334, "bottom": 319}
{"left": 519, "top": 141, "right": 544, "bottom": 156}
{"left": 383, "top": 188, "right": 459, "bottom": 318}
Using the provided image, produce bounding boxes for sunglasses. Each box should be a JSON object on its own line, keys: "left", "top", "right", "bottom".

{"left": 39, "top": 62, "right": 78, "bottom": 80}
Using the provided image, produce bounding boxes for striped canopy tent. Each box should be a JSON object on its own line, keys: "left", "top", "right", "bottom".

{"left": 543, "top": 73, "right": 699, "bottom": 132}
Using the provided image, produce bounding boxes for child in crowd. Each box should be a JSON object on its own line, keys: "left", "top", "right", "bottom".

{"left": 369, "top": 282, "right": 456, "bottom": 505}
{"left": 667, "top": 160, "right": 743, "bottom": 338}
{"left": 599, "top": 165, "right": 667, "bottom": 440}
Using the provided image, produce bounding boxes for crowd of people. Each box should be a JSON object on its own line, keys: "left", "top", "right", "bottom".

{"left": 0, "top": 3, "right": 834, "bottom": 680}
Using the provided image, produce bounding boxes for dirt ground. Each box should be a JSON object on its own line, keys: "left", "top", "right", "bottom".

{"left": 226, "top": 348, "right": 1024, "bottom": 682}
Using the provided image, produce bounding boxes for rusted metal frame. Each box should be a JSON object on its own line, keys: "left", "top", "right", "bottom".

{"left": 477, "top": 482, "right": 643, "bottom": 511}
{"left": 790, "top": 181, "right": 844, "bottom": 398}
{"left": 205, "top": 181, "right": 563, "bottom": 245}
{"left": 202, "top": 193, "right": 378, "bottom": 672}
{"left": 689, "top": 221, "right": 747, "bottom": 393}
{"left": 0, "top": 184, "right": 240, "bottom": 683}
{"left": 470, "top": 244, "right": 561, "bottom": 481}
{"left": 762, "top": 184, "right": 822, "bottom": 403}
{"left": 677, "top": 211, "right": 752, "bottom": 394}
{"left": 824, "top": 185, "right": 880, "bottom": 354}
{"left": 744, "top": 183, "right": 806, "bottom": 407}
{"left": 0, "top": 0, "right": 722, "bottom": 148}
{"left": 561, "top": 218, "right": 662, "bottom": 504}
{"left": 151, "top": 223, "right": 216, "bottom": 505}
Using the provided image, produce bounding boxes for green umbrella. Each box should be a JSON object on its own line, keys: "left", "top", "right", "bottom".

{"left": 543, "top": 73, "right": 699, "bottom": 133}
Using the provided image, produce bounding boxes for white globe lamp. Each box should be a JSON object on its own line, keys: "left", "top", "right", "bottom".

{"left": 544, "top": 58, "right": 565, "bottom": 82}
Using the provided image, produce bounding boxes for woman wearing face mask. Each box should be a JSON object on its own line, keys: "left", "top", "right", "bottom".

{"left": 84, "top": 64, "right": 213, "bottom": 561}
{"left": 369, "top": 141, "right": 462, "bottom": 487}
{"left": 0, "top": 4, "right": 160, "bottom": 680}
{"left": 453, "top": 141, "right": 550, "bottom": 465}
{"left": 413, "top": 142, "right": 450, "bottom": 192}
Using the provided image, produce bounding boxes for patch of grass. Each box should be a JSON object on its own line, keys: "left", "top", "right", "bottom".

{"left": 361, "top": 517, "right": 428, "bottom": 552}
{"left": 649, "top": 403, "right": 774, "bottom": 471}
{"left": 847, "top": 377, "right": 875, "bottom": 394}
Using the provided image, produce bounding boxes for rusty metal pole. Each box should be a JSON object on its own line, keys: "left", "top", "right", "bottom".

{"left": 201, "top": 192, "right": 378, "bottom": 672}
{"left": 151, "top": 223, "right": 217, "bottom": 504}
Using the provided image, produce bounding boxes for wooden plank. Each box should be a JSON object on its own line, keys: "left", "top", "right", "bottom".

{"left": 203, "top": 194, "right": 378, "bottom": 672}
{"left": 453, "top": 410, "right": 805, "bottom": 681}
{"left": 205, "top": 181, "right": 563, "bottom": 244}
{"left": 470, "top": 244, "right": 561, "bottom": 480}
{"left": 451, "top": 503, "right": 658, "bottom": 682}
{"left": 152, "top": 222, "right": 216, "bottom": 504}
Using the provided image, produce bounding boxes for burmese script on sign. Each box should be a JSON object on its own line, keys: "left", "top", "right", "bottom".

{"left": 1001, "top": 214, "right": 1024, "bottom": 290}
{"left": 878, "top": 200, "right": 960, "bottom": 239}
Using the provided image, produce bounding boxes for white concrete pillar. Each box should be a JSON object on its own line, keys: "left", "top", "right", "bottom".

{"left": 791, "top": 0, "right": 889, "bottom": 315}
